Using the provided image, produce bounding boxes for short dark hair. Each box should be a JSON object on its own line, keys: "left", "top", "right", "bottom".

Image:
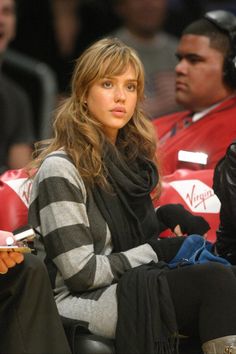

{"left": 182, "top": 18, "right": 231, "bottom": 59}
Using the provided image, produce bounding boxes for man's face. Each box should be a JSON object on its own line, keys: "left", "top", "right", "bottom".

{"left": 175, "top": 34, "right": 232, "bottom": 112}
{"left": 117, "top": 0, "right": 167, "bottom": 38}
{"left": 0, "top": 0, "right": 16, "bottom": 54}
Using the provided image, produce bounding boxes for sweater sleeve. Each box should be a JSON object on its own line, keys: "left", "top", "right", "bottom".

{"left": 28, "top": 152, "right": 157, "bottom": 293}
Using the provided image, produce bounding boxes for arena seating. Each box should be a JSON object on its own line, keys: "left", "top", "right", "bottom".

{"left": 0, "top": 168, "right": 220, "bottom": 243}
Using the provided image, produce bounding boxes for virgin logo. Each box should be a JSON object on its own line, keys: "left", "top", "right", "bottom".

{"left": 169, "top": 180, "right": 221, "bottom": 213}
{"left": 186, "top": 184, "right": 215, "bottom": 210}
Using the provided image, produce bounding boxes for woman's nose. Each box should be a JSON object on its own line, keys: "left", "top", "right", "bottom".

{"left": 114, "top": 87, "right": 126, "bottom": 102}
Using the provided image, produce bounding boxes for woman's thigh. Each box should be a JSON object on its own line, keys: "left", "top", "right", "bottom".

{"left": 57, "top": 283, "right": 118, "bottom": 339}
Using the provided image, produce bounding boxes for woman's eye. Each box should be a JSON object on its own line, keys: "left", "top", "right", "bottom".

{"left": 127, "top": 83, "right": 137, "bottom": 91}
{"left": 102, "top": 81, "right": 112, "bottom": 88}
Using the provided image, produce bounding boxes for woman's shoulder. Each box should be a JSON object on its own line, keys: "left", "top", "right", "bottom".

{"left": 36, "top": 150, "right": 87, "bottom": 197}
{"left": 38, "top": 150, "right": 74, "bottom": 176}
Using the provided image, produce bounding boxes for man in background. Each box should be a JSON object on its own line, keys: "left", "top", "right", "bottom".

{"left": 154, "top": 10, "right": 236, "bottom": 175}
{"left": 111, "top": 0, "right": 181, "bottom": 119}
{"left": 0, "top": 0, "right": 34, "bottom": 173}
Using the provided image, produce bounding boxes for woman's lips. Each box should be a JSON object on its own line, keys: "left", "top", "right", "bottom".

{"left": 111, "top": 107, "right": 126, "bottom": 117}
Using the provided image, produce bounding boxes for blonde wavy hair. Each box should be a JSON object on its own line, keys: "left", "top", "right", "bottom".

{"left": 31, "top": 37, "right": 159, "bottom": 189}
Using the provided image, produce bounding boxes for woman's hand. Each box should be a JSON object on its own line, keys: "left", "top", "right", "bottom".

{"left": 147, "top": 236, "right": 186, "bottom": 262}
{"left": 156, "top": 204, "right": 210, "bottom": 236}
{"left": 0, "top": 251, "right": 24, "bottom": 274}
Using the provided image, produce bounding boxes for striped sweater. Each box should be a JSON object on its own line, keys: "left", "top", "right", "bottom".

{"left": 28, "top": 150, "right": 158, "bottom": 338}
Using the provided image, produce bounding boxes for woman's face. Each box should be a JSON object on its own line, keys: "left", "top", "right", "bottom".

{"left": 86, "top": 65, "right": 138, "bottom": 144}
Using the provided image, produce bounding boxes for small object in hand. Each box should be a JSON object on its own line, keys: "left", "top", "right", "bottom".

{"left": 13, "top": 225, "right": 36, "bottom": 244}
{"left": 0, "top": 225, "right": 35, "bottom": 253}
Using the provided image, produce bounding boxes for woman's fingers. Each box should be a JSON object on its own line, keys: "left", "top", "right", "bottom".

{"left": 174, "top": 224, "right": 183, "bottom": 236}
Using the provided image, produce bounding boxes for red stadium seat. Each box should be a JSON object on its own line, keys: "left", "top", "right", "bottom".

{"left": 0, "top": 168, "right": 220, "bottom": 242}
{"left": 0, "top": 168, "right": 30, "bottom": 231}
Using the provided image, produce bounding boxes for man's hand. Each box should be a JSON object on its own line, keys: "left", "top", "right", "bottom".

{"left": 0, "top": 230, "right": 24, "bottom": 274}
{"left": 0, "top": 251, "right": 24, "bottom": 274}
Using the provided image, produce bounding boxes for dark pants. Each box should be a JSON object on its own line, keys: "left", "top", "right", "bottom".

{"left": 0, "top": 253, "right": 71, "bottom": 354}
{"left": 166, "top": 262, "right": 236, "bottom": 344}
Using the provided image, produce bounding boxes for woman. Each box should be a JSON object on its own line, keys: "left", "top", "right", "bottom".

{"left": 28, "top": 38, "right": 236, "bottom": 354}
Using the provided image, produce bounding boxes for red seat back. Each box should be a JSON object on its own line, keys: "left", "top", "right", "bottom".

{"left": 155, "top": 169, "right": 220, "bottom": 243}
{"left": 0, "top": 169, "right": 31, "bottom": 231}
{"left": 0, "top": 168, "right": 220, "bottom": 242}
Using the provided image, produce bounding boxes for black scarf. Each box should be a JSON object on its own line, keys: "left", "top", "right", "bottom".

{"left": 92, "top": 144, "right": 159, "bottom": 252}
{"left": 92, "top": 144, "right": 178, "bottom": 354}
{"left": 116, "top": 262, "right": 179, "bottom": 354}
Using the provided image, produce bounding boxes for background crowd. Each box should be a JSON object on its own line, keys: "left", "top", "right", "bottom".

{"left": 0, "top": 0, "right": 235, "bottom": 173}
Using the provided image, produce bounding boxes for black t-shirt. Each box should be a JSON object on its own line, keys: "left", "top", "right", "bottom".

{"left": 0, "top": 74, "right": 35, "bottom": 172}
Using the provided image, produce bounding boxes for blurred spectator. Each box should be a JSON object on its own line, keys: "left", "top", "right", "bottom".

{"left": 11, "top": 0, "right": 82, "bottom": 95}
{"left": 165, "top": 0, "right": 236, "bottom": 36}
{"left": 110, "top": 0, "right": 181, "bottom": 119}
{"left": 165, "top": 0, "right": 204, "bottom": 37}
{"left": 204, "top": 0, "right": 236, "bottom": 15}
{"left": 0, "top": 0, "right": 34, "bottom": 173}
{"left": 78, "top": 0, "right": 121, "bottom": 47}
{"left": 154, "top": 10, "right": 236, "bottom": 175}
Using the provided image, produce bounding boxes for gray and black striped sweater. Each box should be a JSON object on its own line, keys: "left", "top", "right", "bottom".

{"left": 28, "top": 150, "right": 158, "bottom": 338}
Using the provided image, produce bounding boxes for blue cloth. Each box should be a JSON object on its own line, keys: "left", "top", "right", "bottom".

{"left": 168, "top": 234, "right": 231, "bottom": 268}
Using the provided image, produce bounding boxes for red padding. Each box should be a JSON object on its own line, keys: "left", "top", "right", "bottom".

{"left": 0, "top": 169, "right": 31, "bottom": 232}
{"left": 154, "top": 169, "right": 220, "bottom": 243}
